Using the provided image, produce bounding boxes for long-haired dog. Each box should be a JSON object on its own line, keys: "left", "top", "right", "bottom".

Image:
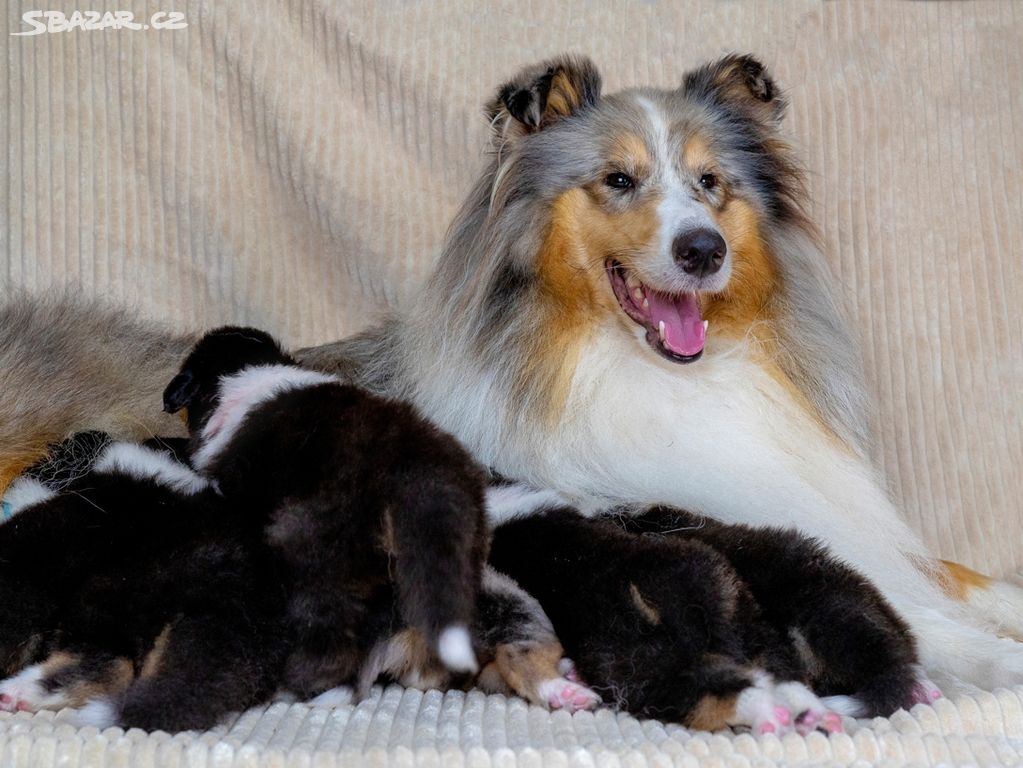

{"left": 3, "top": 54, "right": 1022, "bottom": 692}
{"left": 489, "top": 488, "right": 937, "bottom": 733}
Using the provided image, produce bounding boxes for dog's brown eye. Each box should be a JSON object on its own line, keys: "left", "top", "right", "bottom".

{"left": 699, "top": 173, "right": 717, "bottom": 190}
{"left": 605, "top": 172, "right": 635, "bottom": 190}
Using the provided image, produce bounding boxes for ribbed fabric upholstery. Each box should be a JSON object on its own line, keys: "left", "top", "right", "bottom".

{"left": 4, "top": 685, "right": 1023, "bottom": 768}
{"left": 2, "top": 3, "right": 1022, "bottom": 763}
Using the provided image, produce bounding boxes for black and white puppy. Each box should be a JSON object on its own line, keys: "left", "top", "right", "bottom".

{"left": 488, "top": 492, "right": 940, "bottom": 735}
{"left": 163, "top": 327, "right": 597, "bottom": 711}
{"left": 163, "top": 326, "right": 485, "bottom": 693}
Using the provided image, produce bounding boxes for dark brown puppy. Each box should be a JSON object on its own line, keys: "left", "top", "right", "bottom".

{"left": 162, "top": 327, "right": 487, "bottom": 694}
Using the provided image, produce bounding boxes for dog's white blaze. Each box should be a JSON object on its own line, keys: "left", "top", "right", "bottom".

{"left": 484, "top": 484, "right": 570, "bottom": 526}
{"left": 437, "top": 624, "right": 478, "bottom": 673}
{"left": 192, "top": 365, "right": 339, "bottom": 471}
{"left": 93, "top": 442, "right": 209, "bottom": 495}
{"left": 634, "top": 96, "right": 731, "bottom": 294}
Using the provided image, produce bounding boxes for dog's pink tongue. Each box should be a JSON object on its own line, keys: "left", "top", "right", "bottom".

{"left": 646, "top": 290, "right": 705, "bottom": 357}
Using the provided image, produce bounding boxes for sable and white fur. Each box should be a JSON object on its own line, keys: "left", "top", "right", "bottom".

{"left": 2, "top": 55, "right": 1023, "bottom": 693}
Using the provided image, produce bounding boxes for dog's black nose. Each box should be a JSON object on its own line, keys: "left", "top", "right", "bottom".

{"left": 673, "top": 229, "right": 727, "bottom": 277}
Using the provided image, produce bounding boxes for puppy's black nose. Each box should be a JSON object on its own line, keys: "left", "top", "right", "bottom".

{"left": 673, "top": 229, "right": 727, "bottom": 277}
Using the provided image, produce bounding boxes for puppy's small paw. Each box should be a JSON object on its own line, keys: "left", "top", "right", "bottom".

{"left": 733, "top": 683, "right": 795, "bottom": 736}
{"left": 0, "top": 666, "right": 46, "bottom": 713}
{"left": 537, "top": 677, "right": 601, "bottom": 713}
{"left": 910, "top": 677, "right": 942, "bottom": 705}
{"left": 774, "top": 681, "right": 843, "bottom": 735}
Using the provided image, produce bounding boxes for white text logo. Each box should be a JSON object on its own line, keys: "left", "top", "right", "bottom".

{"left": 11, "top": 10, "right": 187, "bottom": 35}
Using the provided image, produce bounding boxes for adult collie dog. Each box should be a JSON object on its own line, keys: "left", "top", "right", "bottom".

{"left": 2, "top": 54, "right": 1022, "bottom": 692}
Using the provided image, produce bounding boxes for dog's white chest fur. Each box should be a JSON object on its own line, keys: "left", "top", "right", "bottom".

{"left": 422, "top": 332, "right": 943, "bottom": 624}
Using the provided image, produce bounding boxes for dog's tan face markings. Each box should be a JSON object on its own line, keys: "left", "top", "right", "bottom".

{"left": 536, "top": 116, "right": 778, "bottom": 340}
{"left": 703, "top": 196, "right": 778, "bottom": 336}
{"left": 529, "top": 158, "right": 661, "bottom": 421}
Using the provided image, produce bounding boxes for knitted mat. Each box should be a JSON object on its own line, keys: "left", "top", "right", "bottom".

{"left": 3, "top": 685, "right": 1023, "bottom": 768}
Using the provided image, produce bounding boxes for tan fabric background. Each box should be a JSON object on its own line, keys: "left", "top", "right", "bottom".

{"left": 2, "top": 1, "right": 1021, "bottom": 575}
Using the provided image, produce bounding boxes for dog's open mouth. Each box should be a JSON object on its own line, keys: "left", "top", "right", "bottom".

{"left": 606, "top": 260, "right": 707, "bottom": 363}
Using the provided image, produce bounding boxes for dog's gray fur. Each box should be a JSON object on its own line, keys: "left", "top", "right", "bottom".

{"left": 0, "top": 291, "right": 194, "bottom": 473}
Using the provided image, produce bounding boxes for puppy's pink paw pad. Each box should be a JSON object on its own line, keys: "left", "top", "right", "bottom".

{"left": 821, "top": 712, "right": 843, "bottom": 734}
{"left": 758, "top": 722, "right": 776, "bottom": 735}
{"left": 538, "top": 677, "right": 601, "bottom": 713}
{"left": 911, "top": 679, "right": 942, "bottom": 705}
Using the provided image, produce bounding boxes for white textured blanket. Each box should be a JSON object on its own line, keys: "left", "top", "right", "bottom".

{"left": 4, "top": 685, "right": 1023, "bottom": 767}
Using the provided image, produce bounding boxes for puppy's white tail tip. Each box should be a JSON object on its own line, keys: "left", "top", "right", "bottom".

{"left": 437, "top": 624, "right": 478, "bottom": 673}
{"left": 821, "top": 695, "right": 867, "bottom": 718}
{"left": 69, "top": 697, "right": 118, "bottom": 729}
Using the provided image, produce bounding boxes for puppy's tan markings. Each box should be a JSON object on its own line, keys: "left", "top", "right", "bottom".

{"left": 140, "top": 624, "right": 173, "bottom": 680}
{"left": 64, "top": 658, "right": 133, "bottom": 707}
{"left": 686, "top": 692, "right": 739, "bottom": 731}
{"left": 40, "top": 651, "right": 81, "bottom": 678}
{"left": 629, "top": 583, "right": 661, "bottom": 625}
{"left": 492, "top": 641, "right": 564, "bottom": 706}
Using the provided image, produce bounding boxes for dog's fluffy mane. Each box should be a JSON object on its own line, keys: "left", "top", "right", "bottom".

{"left": 301, "top": 54, "right": 871, "bottom": 464}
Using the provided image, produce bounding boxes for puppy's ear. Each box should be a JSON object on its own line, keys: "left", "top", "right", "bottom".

{"left": 163, "top": 370, "right": 199, "bottom": 414}
{"left": 684, "top": 54, "right": 786, "bottom": 125}
{"left": 488, "top": 55, "right": 602, "bottom": 137}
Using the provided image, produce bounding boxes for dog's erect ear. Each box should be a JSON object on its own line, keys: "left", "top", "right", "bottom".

{"left": 684, "top": 54, "right": 786, "bottom": 125}
{"left": 488, "top": 55, "right": 602, "bottom": 136}
{"left": 163, "top": 370, "right": 199, "bottom": 414}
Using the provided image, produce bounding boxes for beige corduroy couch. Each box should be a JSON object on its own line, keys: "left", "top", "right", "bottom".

{"left": 2, "top": 1, "right": 1022, "bottom": 765}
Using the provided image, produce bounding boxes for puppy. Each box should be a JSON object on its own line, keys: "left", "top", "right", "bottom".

{"left": 488, "top": 489, "right": 939, "bottom": 734}
{"left": 166, "top": 327, "right": 596, "bottom": 711}
{"left": 162, "top": 326, "right": 487, "bottom": 693}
